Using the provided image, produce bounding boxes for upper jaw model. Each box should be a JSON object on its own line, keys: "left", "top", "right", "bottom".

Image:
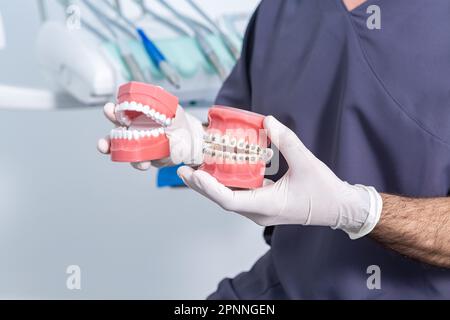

{"left": 110, "top": 82, "right": 179, "bottom": 163}
{"left": 200, "top": 106, "right": 274, "bottom": 189}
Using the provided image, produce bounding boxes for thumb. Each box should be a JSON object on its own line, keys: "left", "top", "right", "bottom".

{"left": 264, "top": 116, "right": 311, "bottom": 168}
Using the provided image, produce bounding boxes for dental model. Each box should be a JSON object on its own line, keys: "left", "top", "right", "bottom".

{"left": 110, "top": 82, "right": 178, "bottom": 162}
{"left": 200, "top": 106, "right": 274, "bottom": 189}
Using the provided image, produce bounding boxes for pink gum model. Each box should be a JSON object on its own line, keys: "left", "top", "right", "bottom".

{"left": 200, "top": 106, "right": 273, "bottom": 189}
{"left": 110, "top": 82, "right": 178, "bottom": 163}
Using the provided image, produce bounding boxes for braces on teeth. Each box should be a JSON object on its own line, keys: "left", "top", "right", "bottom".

{"left": 116, "top": 101, "right": 174, "bottom": 127}
{"left": 203, "top": 133, "right": 273, "bottom": 163}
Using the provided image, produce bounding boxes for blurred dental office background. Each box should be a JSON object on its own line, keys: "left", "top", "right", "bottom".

{"left": 0, "top": 0, "right": 267, "bottom": 299}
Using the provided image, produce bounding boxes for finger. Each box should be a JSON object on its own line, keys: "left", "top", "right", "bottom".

{"left": 264, "top": 115, "right": 311, "bottom": 167}
{"left": 177, "top": 166, "right": 194, "bottom": 185}
{"left": 131, "top": 161, "right": 152, "bottom": 171}
{"left": 103, "top": 102, "right": 120, "bottom": 126}
{"left": 186, "top": 170, "right": 279, "bottom": 218}
{"left": 177, "top": 167, "right": 234, "bottom": 208}
{"left": 97, "top": 136, "right": 111, "bottom": 154}
{"left": 178, "top": 167, "right": 282, "bottom": 226}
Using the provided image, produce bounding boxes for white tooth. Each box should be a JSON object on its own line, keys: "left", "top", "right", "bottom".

{"left": 151, "top": 129, "right": 159, "bottom": 137}
{"left": 110, "top": 129, "right": 115, "bottom": 139}
{"left": 204, "top": 133, "right": 213, "bottom": 143}
{"left": 127, "top": 131, "right": 133, "bottom": 140}
{"left": 154, "top": 112, "right": 160, "bottom": 121}
{"left": 122, "top": 101, "right": 129, "bottom": 110}
{"left": 133, "top": 130, "right": 140, "bottom": 140}
{"left": 249, "top": 155, "right": 258, "bottom": 164}
{"left": 149, "top": 109, "right": 156, "bottom": 118}
{"left": 137, "top": 103, "right": 143, "bottom": 112}
{"left": 129, "top": 101, "right": 137, "bottom": 110}
{"left": 145, "top": 130, "right": 151, "bottom": 137}
{"left": 212, "top": 134, "right": 221, "bottom": 143}
{"left": 160, "top": 114, "right": 166, "bottom": 123}
{"left": 143, "top": 105, "right": 150, "bottom": 115}
{"left": 118, "top": 130, "right": 123, "bottom": 139}
{"left": 165, "top": 118, "right": 172, "bottom": 126}
{"left": 158, "top": 127, "right": 165, "bottom": 135}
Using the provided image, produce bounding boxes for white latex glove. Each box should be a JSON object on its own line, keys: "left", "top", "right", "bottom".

{"left": 178, "top": 116, "right": 383, "bottom": 239}
{"left": 97, "top": 102, "right": 205, "bottom": 170}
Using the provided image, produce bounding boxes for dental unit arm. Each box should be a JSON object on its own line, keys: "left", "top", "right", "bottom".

{"left": 36, "top": 22, "right": 116, "bottom": 105}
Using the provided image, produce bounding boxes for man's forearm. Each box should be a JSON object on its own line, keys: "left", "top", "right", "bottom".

{"left": 370, "top": 194, "right": 450, "bottom": 268}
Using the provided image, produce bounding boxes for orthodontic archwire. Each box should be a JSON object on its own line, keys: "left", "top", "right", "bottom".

{"left": 81, "top": 0, "right": 147, "bottom": 82}
{"left": 185, "top": 0, "right": 240, "bottom": 61}
{"left": 157, "top": 0, "right": 229, "bottom": 81}
{"left": 101, "top": 0, "right": 181, "bottom": 89}
{"left": 203, "top": 133, "right": 274, "bottom": 163}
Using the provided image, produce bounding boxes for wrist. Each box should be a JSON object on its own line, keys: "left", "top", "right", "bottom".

{"left": 334, "top": 183, "right": 383, "bottom": 240}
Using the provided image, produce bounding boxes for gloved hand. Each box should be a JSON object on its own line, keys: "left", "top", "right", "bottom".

{"left": 97, "top": 102, "right": 205, "bottom": 170}
{"left": 178, "top": 116, "right": 383, "bottom": 239}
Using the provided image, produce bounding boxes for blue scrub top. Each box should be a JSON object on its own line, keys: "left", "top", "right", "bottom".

{"left": 214, "top": 0, "right": 450, "bottom": 299}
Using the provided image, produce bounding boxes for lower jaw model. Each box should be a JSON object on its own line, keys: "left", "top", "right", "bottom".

{"left": 110, "top": 82, "right": 178, "bottom": 163}
{"left": 200, "top": 106, "right": 274, "bottom": 189}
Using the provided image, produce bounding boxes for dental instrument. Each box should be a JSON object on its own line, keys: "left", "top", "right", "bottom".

{"left": 133, "top": 0, "right": 189, "bottom": 36}
{"left": 81, "top": 19, "right": 110, "bottom": 43}
{"left": 84, "top": 0, "right": 138, "bottom": 40}
{"left": 101, "top": 0, "right": 181, "bottom": 89}
{"left": 114, "top": 0, "right": 123, "bottom": 16}
{"left": 37, "top": 0, "right": 48, "bottom": 23}
{"left": 82, "top": 0, "right": 147, "bottom": 82}
{"left": 185, "top": 0, "right": 240, "bottom": 60}
{"left": 157, "top": 0, "right": 229, "bottom": 81}
{"left": 134, "top": 0, "right": 212, "bottom": 38}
